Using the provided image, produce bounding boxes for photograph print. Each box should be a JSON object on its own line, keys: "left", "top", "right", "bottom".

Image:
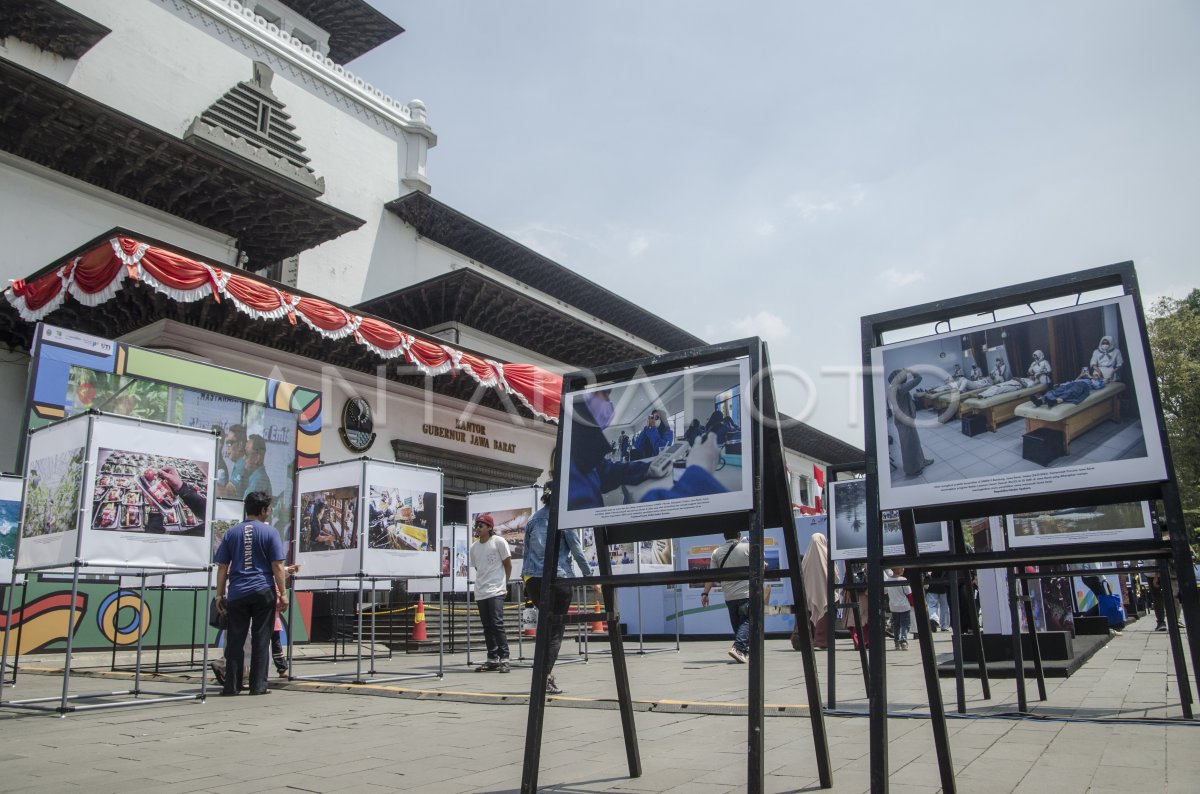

{"left": 557, "top": 356, "right": 753, "bottom": 530}
{"left": 0, "top": 476, "right": 23, "bottom": 581}
{"left": 870, "top": 294, "right": 1167, "bottom": 511}
{"left": 21, "top": 445, "right": 85, "bottom": 540}
{"left": 1006, "top": 501, "right": 1154, "bottom": 549}
{"left": 298, "top": 485, "right": 359, "bottom": 553}
{"left": 467, "top": 487, "right": 537, "bottom": 563}
{"left": 368, "top": 485, "right": 438, "bottom": 551}
{"left": 89, "top": 447, "right": 210, "bottom": 536}
{"left": 828, "top": 478, "right": 949, "bottom": 560}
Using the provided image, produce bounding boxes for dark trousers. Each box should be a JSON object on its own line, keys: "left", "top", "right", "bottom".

{"left": 272, "top": 630, "right": 287, "bottom": 673}
{"left": 477, "top": 594, "right": 509, "bottom": 660}
{"left": 224, "top": 587, "right": 275, "bottom": 694}
{"left": 726, "top": 598, "right": 751, "bottom": 655}
{"left": 525, "top": 577, "right": 572, "bottom": 676}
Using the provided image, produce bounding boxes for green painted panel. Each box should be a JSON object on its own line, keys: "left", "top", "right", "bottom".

{"left": 124, "top": 348, "right": 266, "bottom": 402}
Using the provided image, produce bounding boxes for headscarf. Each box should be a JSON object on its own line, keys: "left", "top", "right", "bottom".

{"left": 801, "top": 532, "right": 829, "bottom": 618}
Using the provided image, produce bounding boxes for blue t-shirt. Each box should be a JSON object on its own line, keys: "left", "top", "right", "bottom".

{"left": 214, "top": 519, "right": 286, "bottom": 601}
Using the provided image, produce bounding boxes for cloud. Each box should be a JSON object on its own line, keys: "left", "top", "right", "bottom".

{"left": 752, "top": 219, "right": 776, "bottom": 237}
{"left": 786, "top": 183, "right": 867, "bottom": 220}
{"left": 705, "top": 310, "right": 791, "bottom": 344}
{"left": 878, "top": 267, "right": 926, "bottom": 288}
{"left": 627, "top": 234, "right": 650, "bottom": 257}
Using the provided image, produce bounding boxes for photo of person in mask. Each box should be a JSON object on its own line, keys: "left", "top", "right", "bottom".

{"left": 566, "top": 390, "right": 724, "bottom": 510}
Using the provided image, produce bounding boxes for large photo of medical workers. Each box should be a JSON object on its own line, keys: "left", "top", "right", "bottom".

{"left": 870, "top": 295, "right": 1167, "bottom": 511}
{"left": 1006, "top": 501, "right": 1154, "bottom": 549}
{"left": 557, "top": 357, "right": 753, "bottom": 530}
{"left": 828, "top": 478, "right": 949, "bottom": 560}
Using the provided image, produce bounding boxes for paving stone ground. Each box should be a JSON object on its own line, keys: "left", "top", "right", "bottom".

{"left": 1, "top": 617, "right": 1196, "bottom": 792}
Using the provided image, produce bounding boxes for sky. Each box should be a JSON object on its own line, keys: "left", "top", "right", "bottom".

{"left": 353, "top": 2, "right": 1200, "bottom": 448}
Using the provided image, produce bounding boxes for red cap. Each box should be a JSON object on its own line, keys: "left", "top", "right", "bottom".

{"left": 474, "top": 513, "right": 495, "bottom": 529}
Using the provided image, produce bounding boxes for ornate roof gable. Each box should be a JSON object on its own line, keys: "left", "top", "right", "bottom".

{"left": 184, "top": 61, "right": 324, "bottom": 196}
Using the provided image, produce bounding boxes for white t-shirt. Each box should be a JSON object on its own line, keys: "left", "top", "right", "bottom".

{"left": 710, "top": 539, "right": 750, "bottom": 601}
{"left": 886, "top": 574, "right": 912, "bottom": 613}
{"left": 469, "top": 533, "right": 512, "bottom": 599}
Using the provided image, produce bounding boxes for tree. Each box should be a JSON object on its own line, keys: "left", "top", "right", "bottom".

{"left": 1148, "top": 289, "right": 1200, "bottom": 548}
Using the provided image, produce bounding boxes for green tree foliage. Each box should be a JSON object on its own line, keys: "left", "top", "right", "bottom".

{"left": 1148, "top": 289, "right": 1200, "bottom": 544}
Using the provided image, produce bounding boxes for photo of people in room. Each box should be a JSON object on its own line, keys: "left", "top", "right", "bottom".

{"left": 298, "top": 486, "right": 359, "bottom": 552}
{"left": 873, "top": 297, "right": 1161, "bottom": 508}
{"left": 558, "top": 358, "right": 752, "bottom": 529}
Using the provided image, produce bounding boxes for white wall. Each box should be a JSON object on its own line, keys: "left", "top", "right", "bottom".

{"left": 0, "top": 157, "right": 238, "bottom": 283}
{"left": 5, "top": 0, "right": 432, "bottom": 306}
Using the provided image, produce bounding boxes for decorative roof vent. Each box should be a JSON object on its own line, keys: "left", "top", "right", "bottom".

{"left": 184, "top": 62, "right": 324, "bottom": 197}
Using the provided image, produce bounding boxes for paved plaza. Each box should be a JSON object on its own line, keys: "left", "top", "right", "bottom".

{"left": 1, "top": 618, "right": 1196, "bottom": 793}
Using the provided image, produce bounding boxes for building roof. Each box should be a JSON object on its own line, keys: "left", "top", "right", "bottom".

{"left": 0, "top": 0, "right": 111, "bottom": 61}
{"left": 780, "top": 418, "right": 862, "bottom": 466}
{"left": 0, "top": 56, "right": 364, "bottom": 266}
{"left": 1, "top": 232, "right": 562, "bottom": 423}
{"left": 275, "top": 0, "right": 404, "bottom": 64}
{"left": 385, "top": 192, "right": 707, "bottom": 354}
{"left": 357, "top": 269, "right": 652, "bottom": 369}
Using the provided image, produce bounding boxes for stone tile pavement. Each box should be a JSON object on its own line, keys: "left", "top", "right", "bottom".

{"left": 1, "top": 618, "right": 1196, "bottom": 792}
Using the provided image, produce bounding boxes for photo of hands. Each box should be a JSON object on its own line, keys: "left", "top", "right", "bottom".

{"left": 558, "top": 357, "right": 753, "bottom": 529}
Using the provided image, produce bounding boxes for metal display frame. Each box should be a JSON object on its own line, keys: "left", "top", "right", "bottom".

{"left": 859, "top": 262, "right": 1200, "bottom": 793}
{"left": 520, "top": 338, "right": 833, "bottom": 793}
{"left": 288, "top": 457, "right": 445, "bottom": 685}
{"left": 0, "top": 412, "right": 216, "bottom": 714}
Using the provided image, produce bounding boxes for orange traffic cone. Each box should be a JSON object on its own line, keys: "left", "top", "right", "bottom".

{"left": 591, "top": 601, "right": 605, "bottom": 633}
{"left": 412, "top": 597, "right": 428, "bottom": 642}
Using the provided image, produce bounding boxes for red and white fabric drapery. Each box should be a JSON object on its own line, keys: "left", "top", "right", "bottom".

{"left": 5, "top": 236, "right": 563, "bottom": 421}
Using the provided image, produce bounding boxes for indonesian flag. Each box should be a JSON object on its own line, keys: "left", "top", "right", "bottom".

{"left": 812, "top": 465, "right": 825, "bottom": 489}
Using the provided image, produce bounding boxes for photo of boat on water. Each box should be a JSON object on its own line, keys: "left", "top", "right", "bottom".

{"left": 1006, "top": 501, "right": 1154, "bottom": 548}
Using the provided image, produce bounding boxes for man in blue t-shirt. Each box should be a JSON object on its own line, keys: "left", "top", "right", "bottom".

{"left": 214, "top": 490, "right": 288, "bottom": 696}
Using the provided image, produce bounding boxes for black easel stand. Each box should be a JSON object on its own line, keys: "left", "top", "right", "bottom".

{"left": 898, "top": 511, "right": 956, "bottom": 793}
{"left": 519, "top": 338, "right": 832, "bottom": 793}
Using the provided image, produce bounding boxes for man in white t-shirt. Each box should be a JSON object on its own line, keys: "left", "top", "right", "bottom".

{"left": 469, "top": 513, "right": 513, "bottom": 672}
{"left": 701, "top": 529, "right": 751, "bottom": 664}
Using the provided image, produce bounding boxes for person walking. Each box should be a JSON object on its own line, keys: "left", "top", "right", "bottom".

{"left": 886, "top": 567, "right": 913, "bottom": 650}
{"left": 470, "top": 513, "right": 513, "bottom": 673}
{"left": 523, "top": 483, "right": 590, "bottom": 694}
{"left": 701, "top": 529, "right": 751, "bottom": 664}
{"left": 214, "top": 490, "right": 288, "bottom": 695}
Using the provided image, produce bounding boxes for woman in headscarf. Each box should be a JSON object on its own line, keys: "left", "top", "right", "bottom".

{"left": 1089, "top": 336, "right": 1124, "bottom": 382}
{"left": 793, "top": 532, "right": 830, "bottom": 650}
{"left": 1027, "top": 350, "right": 1052, "bottom": 385}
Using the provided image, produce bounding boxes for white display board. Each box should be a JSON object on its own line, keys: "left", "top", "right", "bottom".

{"left": 362, "top": 459, "right": 440, "bottom": 578}
{"left": 0, "top": 475, "right": 26, "bottom": 583}
{"left": 827, "top": 478, "right": 949, "bottom": 560}
{"left": 409, "top": 524, "right": 470, "bottom": 593}
{"left": 467, "top": 486, "right": 538, "bottom": 579}
{"left": 558, "top": 357, "right": 753, "bottom": 530}
{"left": 17, "top": 415, "right": 90, "bottom": 571}
{"left": 1005, "top": 501, "right": 1154, "bottom": 548}
{"left": 78, "top": 415, "right": 216, "bottom": 569}
{"left": 295, "top": 460, "right": 361, "bottom": 577}
{"left": 295, "top": 458, "right": 441, "bottom": 579}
